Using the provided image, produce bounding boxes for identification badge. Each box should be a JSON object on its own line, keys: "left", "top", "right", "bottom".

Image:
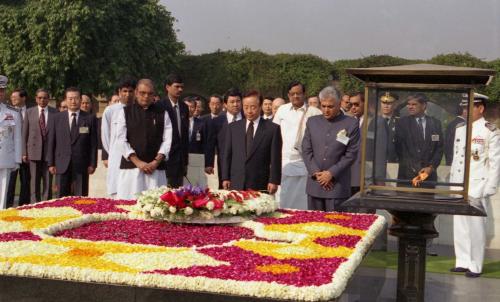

{"left": 336, "top": 129, "right": 349, "bottom": 145}
{"left": 79, "top": 126, "right": 89, "bottom": 134}
{"left": 472, "top": 149, "right": 480, "bottom": 161}
{"left": 431, "top": 134, "right": 439, "bottom": 142}
{"left": 196, "top": 131, "right": 201, "bottom": 141}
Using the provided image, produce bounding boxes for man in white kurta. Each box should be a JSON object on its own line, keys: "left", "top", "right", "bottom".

{"left": 101, "top": 80, "right": 135, "bottom": 198}
{"left": 450, "top": 94, "right": 500, "bottom": 277}
{"left": 115, "top": 79, "right": 172, "bottom": 200}
{"left": 0, "top": 85, "right": 23, "bottom": 208}
{"left": 273, "top": 81, "right": 321, "bottom": 209}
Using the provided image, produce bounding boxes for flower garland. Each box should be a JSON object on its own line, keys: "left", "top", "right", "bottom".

{"left": 136, "top": 186, "right": 277, "bottom": 222}
{"left": 0, "top": 196, "right": 385, "bottom": 301}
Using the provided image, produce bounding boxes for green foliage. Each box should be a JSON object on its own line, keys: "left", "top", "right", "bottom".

{"left": 177, "top": 49, "right": 333, "bottom": 98}
{"left": 332, "top": 55, "right": 421, "bottom": 95}
{"left": 0, "top": 0, "right": 184, "bottom": 97}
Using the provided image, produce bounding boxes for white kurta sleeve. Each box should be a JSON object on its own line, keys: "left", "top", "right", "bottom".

{"left": 101, "top": 106, "right": 112, "bottom": 153}
{"left": 272, "top": 107, "right": 282, "bottom": 125}
{"left": 14, "top": 110, "right": 22, "bottom": 164}
{"left": 116, "top": 108, "right": 135, "bottom": 160}
{"left": 158, "top": 111, "right": 173, "bottom": 159}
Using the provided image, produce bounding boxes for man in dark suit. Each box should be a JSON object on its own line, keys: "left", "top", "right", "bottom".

{"left": 395, "top": 93, "right": 444, "bottom": 188}
{"left": 23, "top": 88, "right": 57, "bottom": 202}
{"left": 222, "top": 90, "right": 281, "bottom": 193}
{"left": 302, "top": 86, "right": 360, "bottom": 211}
{"left": 47, "top": 87, "right": 98, "bottom": 197}
{"left": 204, "top": 88, "right": 243, "bottom": 188}
{"left": 201, "top": 94, "right": 223, "bottom": 121}
{"left": 6, "top": 88, "right": 30, "bottom": 206}
{"left": 185, "top": 97, "right": 208, "bottom": 154}
{"left": 160, "top": 74, "right": 189, "bottom": 188}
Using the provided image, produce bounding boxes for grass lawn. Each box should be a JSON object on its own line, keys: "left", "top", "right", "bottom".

{"left": 362, "top": 251, "right": 500, "bottom": 278}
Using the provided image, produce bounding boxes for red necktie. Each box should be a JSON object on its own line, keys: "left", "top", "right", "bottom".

{"left": 39, "top": 108, "right": 47, "bottom": 139}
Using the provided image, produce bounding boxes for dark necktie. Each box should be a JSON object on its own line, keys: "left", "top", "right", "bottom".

{"left": 39, "top": 108, "right": 47, "bottom": 139}
{"left": 246, "top": 120, "right": 254, "bottom": 157}
{"left": 231, "top": 115, "right": 236, "bottom": 123}
{"left": 174, "top": 104, "right": 181, "bottom": 136}
{"left": 417, "top": 117, "right": 425, "bottom": 140}
{"left": 70, "top": 112, "right": 78, "bottom": 140}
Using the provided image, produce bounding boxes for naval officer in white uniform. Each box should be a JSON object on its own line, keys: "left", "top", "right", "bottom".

{"left": 450, "top": 93, "right": 500, "bottom": 278}
{"left": 0, "top": 75, "right": 23, "bottom": 208}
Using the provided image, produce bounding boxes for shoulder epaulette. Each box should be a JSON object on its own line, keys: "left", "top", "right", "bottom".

{"left": 456, "top": 122, "right": 466, "bottom": 128}
{"left": 485, "top": 122, "right": 497, "bottom": 132}
{"left": 5, "top": 104, "right": 20, "bottom": 112}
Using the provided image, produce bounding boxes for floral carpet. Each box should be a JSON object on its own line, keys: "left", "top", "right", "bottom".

{"left": 0, "top": 197, "right": 385, "bottom": 301}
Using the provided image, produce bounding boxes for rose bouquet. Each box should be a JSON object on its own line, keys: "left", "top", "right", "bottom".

{"left": 136, "top": 186, "right": 277, "bottom": 223}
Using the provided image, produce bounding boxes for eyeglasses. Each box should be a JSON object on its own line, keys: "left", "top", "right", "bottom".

{"left": 138, "top": 91, "right": 154, "bottom": 97}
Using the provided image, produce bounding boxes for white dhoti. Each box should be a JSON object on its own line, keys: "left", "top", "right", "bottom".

{"left": 116, "top": 169, "right": 167, "bottom": 200}
{"left": 106, "top": 149, "right": 123, "bottom": 196}
{"left": 453, "top": 197, "right": 488, "bottom": 273}
{"left": 0, "top": 168, "right": 12, "bottom": 209}
{"left": 279, "top": 175, "right": 308, "bottom": 210}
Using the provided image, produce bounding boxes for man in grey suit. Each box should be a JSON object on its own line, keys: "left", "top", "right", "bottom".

{"left": 302, "top": 86, "right": 360, "bottom": 211}
{"left": 23, "top": 89, "right": 57, "bottom": 202}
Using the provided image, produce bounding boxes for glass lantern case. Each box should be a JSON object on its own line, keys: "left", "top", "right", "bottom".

{"left": 344, "top": 64, "right": 495, "bottom": 216}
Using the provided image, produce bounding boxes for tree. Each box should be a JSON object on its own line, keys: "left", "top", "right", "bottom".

{"left": 0, "top": 0, "right": 184, "bottom": 97}
{"left": 177, "top": 49, "right": 333, "bottom": 98}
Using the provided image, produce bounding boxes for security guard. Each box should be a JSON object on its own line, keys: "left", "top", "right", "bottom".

{"left": 450, "top": 93, "right": 500, "bottom": 278}
{"left": 0, "top": 75, "right": 23, "bottom": 208}
{"left": 380, "top": 92, "right": 399, "bottom": 162}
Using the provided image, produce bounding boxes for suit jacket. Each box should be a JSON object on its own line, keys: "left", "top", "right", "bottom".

{"left": 189, "top": 117, "right": 208, "bottom": 154}
{"left": 205, "top": 112, "right": 229, "bottom": 168}
{"left": 302, "top": 114, "right": 360, "bottom": 199}
{"left": 46, "top": 111, "right": 98, "bottom": 174}
{"left": 395, "top": 115, "right": 443, "bottom": 184}
{"left": 23, "top": 106, "right": 57, "bottom": 161}
{"left": 222, "top": 118, "right": 282, "bottom": 191}
{"left": 444, "top": 116, "right": 465, "bottom": 165}
{"left": 160, "top": 98, "right": 189, "bottom": 177}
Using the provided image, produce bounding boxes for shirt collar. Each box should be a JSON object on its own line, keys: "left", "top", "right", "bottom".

{"left": 290, "top": 102, "right": 307, "bottom": 111}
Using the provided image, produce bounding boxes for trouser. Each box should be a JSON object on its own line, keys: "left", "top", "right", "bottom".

{"left": 453, "top": 197, "right": 488, "bottom": 273}
{"left": 307, "top": 195, "right": 348, "bottom": 212}
{"left": 29, "top": 160, "right": 52, "bottom": 203}
{"left": 0, "top": 169, "right": 12, "bottom": 209}
{"left": 57, "top": 165, "right": 86, "bottom": 198}
{"left": 6, "top": 162, "right": 30, "bottom": 207}
{"left": 167, "top": 165, "right": 187, "bottom": 189}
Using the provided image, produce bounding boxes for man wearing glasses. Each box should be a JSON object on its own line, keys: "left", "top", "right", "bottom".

{"left": 115, "top": 79, "right": 172, "bottom": 199}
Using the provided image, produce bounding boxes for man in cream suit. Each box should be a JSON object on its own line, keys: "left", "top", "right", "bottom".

{"left": 0, "top": 75, "right": 22, "bottom": 208}
{"left": 450, "top": 93, "right": 500, "bottom": 278}
{"left": 273, "top": 81, "right": 321, "bottom": 209}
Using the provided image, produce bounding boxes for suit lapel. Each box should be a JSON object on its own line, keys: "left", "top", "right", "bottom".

{"left": 247, "top": 119, "right": 266, "bottom": 161}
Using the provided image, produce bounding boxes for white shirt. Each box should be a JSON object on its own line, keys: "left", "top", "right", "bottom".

{"left": 262, "top": 114, "right": 273, "bottom": 120}
{"left": 19, "top": 105, "right": 27, "bottom": 120}
{"left": 189, "top": 117, "right": 194, "bottom": 139}
{"left": 245, "top": 116, "right": 260, "bottom": 137}
{"left": 226, "top": 112, "right": 242, "bottom": 124}
{"left": 68, "top": 110, "right": 80, "bottom": 128}
{"left": 37, "top": 106, "right": 49, "bottom": 123}
{"left": 415, "top": 115, "right": 427, "bottom": 138}
{"left": 273, "top": 102, "right": 322, "bottom": 167}
{"left": 101, "top": 103, "right": 125, "bottom": 153}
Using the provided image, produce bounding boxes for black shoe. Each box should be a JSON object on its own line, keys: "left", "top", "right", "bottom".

{"left": 450, "top": 267, "right": 470, "bottom": 273}
{"left": 465, "top": 271, "right": 481, "bottom": 278}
